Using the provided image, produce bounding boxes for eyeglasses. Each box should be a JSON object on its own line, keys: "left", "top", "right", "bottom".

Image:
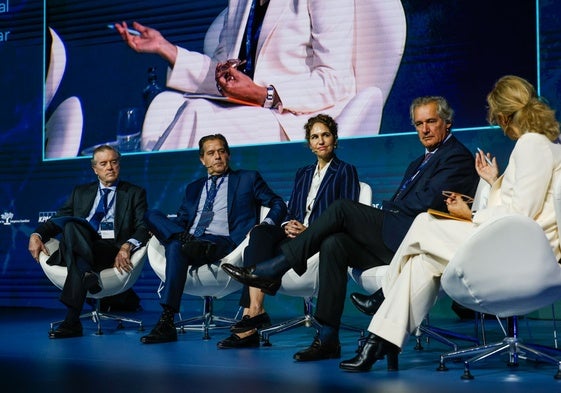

{"left": 442, "top": 190, "right": 474, "bottom": 204}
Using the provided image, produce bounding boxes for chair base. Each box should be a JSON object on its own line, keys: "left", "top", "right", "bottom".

{"left": 49, "top": 299, "right": 144, "bottom": 336}
{"left": 175, "top": 296, "right": 238, "bottom": 340}
{"left": 438, "top": 337, "right": 561, "bottom": 380}
{"left": 259, "top": 297, "right": 364, "bottom": 346}
{"left": 414, "top": 313, "right": 482, "bottom": 352}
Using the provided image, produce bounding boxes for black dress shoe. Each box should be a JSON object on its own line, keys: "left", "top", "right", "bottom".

{"left": 83, "top": 271, "right": 102, "bottom": 294}
{"left": 231, "top": 313, "right": 271, "bottom": 333}
{"left": 217, "top": 331, "right": 260, "bottom": 349}
{"left": 49, "top": 320, "right": 83, "bottom": 339}
{"left": 339, "top": 333, "right": 400, "bottom": 372}
{"left": 293, "top": 337, "right": 341, "bottom": 361}
{"left": 140, "top": 319, "right": 177, "bottom": 344}
{"left": 350, "top": 288, "right": 385, "bottom": 316}
{"left": 222, "top": 264, "right": 281, "bottom": 295}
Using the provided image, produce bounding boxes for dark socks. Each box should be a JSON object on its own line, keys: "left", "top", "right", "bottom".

{"left": 65, "top": 306, "right": 81, "bottom": 324}
{"left": 253, "top": 254, "right": 291, "bottom": 278}
{"left": 319, "top": 323, "right": 339, "bottom": 344}
{"left": 161, "top": 304, "right": 176, "bottom": 324}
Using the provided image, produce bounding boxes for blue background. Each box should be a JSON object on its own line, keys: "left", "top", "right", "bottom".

{"left": 0, "top": 0, "right": 559, "bottom": 310}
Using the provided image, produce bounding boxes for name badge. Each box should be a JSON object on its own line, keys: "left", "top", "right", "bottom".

{"left": 99, "top": 221, "right": 115, "bottom": 239}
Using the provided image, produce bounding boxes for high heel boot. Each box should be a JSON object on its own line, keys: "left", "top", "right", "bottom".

{"left": 339, "top": 333, "right": 400, "bottom": 372}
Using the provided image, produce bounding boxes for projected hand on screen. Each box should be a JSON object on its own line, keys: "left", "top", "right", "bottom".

{"left": 112, "top": 1, "right": 405, "bottom": 151}
{"left": 215, "top": 61, "right": 267, "bottom": 107}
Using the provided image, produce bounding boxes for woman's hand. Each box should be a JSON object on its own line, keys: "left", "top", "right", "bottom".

{"left": 445, "top": 192, "right": 472, "bottom": 220}
{"left": 215, "top": 62, "right": 267, "bottom": 105}
{"left": 284, "top": 220, "right": 307, "bottom": 239}
{"left": 475, "top": 148, "right": 499, "bottom": 185}
{"left": 114, "top": 21, "right": 178, "bottom": 65}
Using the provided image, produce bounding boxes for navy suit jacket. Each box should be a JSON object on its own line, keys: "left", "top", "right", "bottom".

{"left": 286, "top": 156, "right": 360, "bottom": 224}
{"left": 175, "top": 169, "right": 287, "bottom": 245}
{"left": 381, "top": 135, "right": 479, "bottom": 251}
{"left": 35, "top": 180, "right": 150, "bottom": 246}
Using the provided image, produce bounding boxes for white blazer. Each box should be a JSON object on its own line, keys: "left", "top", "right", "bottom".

{"left": 166, "top": 0, "right": 356, "bottom": 141}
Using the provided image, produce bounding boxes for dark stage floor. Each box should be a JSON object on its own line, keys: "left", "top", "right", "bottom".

{"left": 1, "top": 305, "right": 561, "bottom": 393}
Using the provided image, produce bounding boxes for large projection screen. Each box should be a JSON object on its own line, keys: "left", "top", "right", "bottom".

{"left": 43, "top": 0, "right": 538, "bottom": 159}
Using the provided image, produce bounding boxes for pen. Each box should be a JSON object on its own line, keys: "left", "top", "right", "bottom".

{"left": 476, "top": 147, "right": 493, "bottom": 166}
{"left": 107, "top": 24, "right": 141, "bottom": 36}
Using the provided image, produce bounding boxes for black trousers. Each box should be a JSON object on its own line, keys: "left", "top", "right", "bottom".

{"left": 238, "top": 224, "right": 289, "bottom": 307}
{"left": 55, "top": 220, "right": 118, "bottom": 310}
{"left": 281, "top": 199, "right": 394, "bottom": 328}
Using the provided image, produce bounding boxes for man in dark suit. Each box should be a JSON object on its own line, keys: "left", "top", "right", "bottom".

{"left": 28, "top": 145, "right": 150, "bottom": 339}
{"left": 140, "top": 133, "right": 287, "bottom": 344}
{"left": 223, "top": 96, "right": 479, "bottom": 360}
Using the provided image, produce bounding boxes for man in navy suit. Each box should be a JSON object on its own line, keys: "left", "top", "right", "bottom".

{"left": 141, "top": 133, "right": 287, "bottom": 344}
{"left": 223, "top": 96, "right": 479, "bottom": 360}
{"left": 28, "top": 145, "right": 150, "bottom": 339}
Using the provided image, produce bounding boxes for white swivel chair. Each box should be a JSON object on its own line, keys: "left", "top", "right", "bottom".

{"left": 45, "top": 27, "right": 83, "bottom": 159}
{"left": 141, "top": 0, "right": 407, "bottom": 150}
{"left": 39, "top": 238, "right": 147, "bottom": 335}
{"left": 437, "top": 213, "right": 561, "bottom": 379}
{"left": 145, "top": 209, "right": 267, "bottom": 340}
{"left": 259, "top": 182, "right": 373, "bottom": 345}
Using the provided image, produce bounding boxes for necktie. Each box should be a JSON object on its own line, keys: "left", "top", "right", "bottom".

{"left": 89, "top": 188, "right": 111, "bottom": 231}
{"left": 240, "top": 0, "right": 268, "bottom": 78}
{"left": 193, "top": 176, "right": 219, "bottom": 237}
{"left": 393, "top": 152, "right": 433, "bottom": 201}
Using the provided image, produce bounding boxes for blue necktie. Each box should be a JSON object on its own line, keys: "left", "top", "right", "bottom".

{"left": 193, "top": 176, "right": 219, "bottom": 237}
{"left": 393, "top": 152, "right": 433, "bottom": 201}
{"left": 89, "top": 188, "right": 111, "bottom": 231}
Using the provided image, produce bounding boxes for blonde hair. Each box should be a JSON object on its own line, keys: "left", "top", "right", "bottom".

{"left": 486, "top": 75, "right": 560, "bottom": 141}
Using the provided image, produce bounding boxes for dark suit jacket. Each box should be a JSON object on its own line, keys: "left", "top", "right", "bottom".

{"left": 286, "top": 156, "right": 360, "bottom": 224}
{"left": 35, "top": 180, "right": 150, "bottom": 246}
{"left": 175, "top": 169, "right": 287, "bottom": 245}
{"left": 381, "top": 135, "right": 479, "bottom": 251}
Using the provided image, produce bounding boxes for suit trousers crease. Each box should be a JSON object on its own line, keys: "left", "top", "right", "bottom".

{"left": 368, "top": 213, "right": 474, "bottom": 348}
{"left": 59, "top": 221, "right": 118, "bottom": 310}
{"left": 280, "top": 200, "right": 394, "bottom": 327}
{"left": 239, "top": 224, "right": 288, "bottom": 307}
{"left": 144, "top": 209, "right": 235, "bottom": 312}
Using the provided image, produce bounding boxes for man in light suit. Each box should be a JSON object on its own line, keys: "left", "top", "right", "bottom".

{"left": 114, "top": 0, "right": 356, "bottom": 150}
{"left": 28, "top": 145, "right": 150, "bottom": 339}
{"left": 223, "top": 96, "right": 480, "bottom": 360}
{"left": 140, "top": 133, "right": 287, "bottom": 344}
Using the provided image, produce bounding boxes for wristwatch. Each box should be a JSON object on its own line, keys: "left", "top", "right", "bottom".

{"left": 263, "top": 85, "right": 275, "bottom": 109}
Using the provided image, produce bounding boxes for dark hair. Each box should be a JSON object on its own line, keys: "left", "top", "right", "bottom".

{"left": 198, "top": 134, "right": 230, "bottom": 156}
{"left": 303, "top": 114, "right": 339, "bottom": 143}
{"left": 91, "top": 144, "right": 121, "bottom": 166}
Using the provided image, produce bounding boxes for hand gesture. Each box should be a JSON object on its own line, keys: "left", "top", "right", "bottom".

{"left": 475, "top": 148, "right": 499, "bottom": 185}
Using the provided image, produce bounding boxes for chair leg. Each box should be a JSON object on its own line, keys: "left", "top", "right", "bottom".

{"left": 437, "top": 316, "right": 561, "bottom": 380}
{"left": 175, "top": 296, "right": 238, "bottom": 340}
{"left": 49, "top": 299, "right": 143, "bottom": 336}
{"left": 259, "top": 297, "right": 364, "bottom": 346}
{"left": 415, "top": 313, "right": 481, "bottom": 351}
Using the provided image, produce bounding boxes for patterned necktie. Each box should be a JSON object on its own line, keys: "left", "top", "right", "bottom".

{"left": 89, "top": 188, "right": 111, "bottom": 231}
{"left": 393, "top": 152, "right": 433, "bottom": 201}
{"left": 193, "top": 176, "right": 219, "bottom": 237}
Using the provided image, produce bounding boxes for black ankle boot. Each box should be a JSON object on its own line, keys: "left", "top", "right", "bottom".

{"left": 350, "top": 288, "right": 385, "bottom": 316}
{"left": 339, "top": 333, "right": 400, "bottom": 372}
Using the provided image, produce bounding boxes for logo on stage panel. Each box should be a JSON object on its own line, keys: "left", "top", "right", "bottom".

{"left": 1, "top": 211, "right": 31, "bottom": 225}
{"left": 38, "top": 211, "right": 57, "bottom": 223}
